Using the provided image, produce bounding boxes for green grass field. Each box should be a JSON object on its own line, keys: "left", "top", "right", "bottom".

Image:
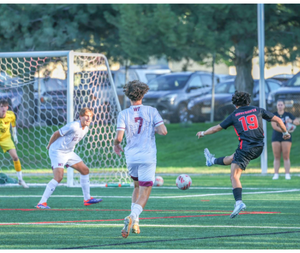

{"left": 0, "top": 175, "right": 300, "bottom": 249}
{"left": 0, "top": 122, "right": 300, "bottom": 249}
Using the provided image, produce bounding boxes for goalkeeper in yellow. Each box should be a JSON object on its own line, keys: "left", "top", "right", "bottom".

{"left": 0, "top": 99, "right": 29, "bottom": 188}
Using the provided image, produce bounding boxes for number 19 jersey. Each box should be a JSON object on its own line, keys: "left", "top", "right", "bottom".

{"left": 220, "top": 106, "right": 274, "bottom": 149}
{"left": 117, "top": 105, "right": 164, "bottom": 163}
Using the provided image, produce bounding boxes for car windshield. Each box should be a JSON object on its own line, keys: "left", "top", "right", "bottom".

{"left": 148, "top": 75, "right": 189, "bottom": 91}
{"left": 285, "top": 74, "right": 300, "bottom": 87}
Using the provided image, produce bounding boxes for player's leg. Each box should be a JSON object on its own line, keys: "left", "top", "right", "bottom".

{"left": 282, "top": 141, "right": 292, "bottom": 179}
{"left": 7, "top": 148, "right": 29, "bottom": 188}
{"left": 122, "top": 163, "right": 154, "bottom": 238}
{"left": 123, "top": 164, "right": 140, "bottom": 236}
{"left": 37, "top": 167, "right": 63, "bottom": 209}
{"left": 131, "top": 180, "right": 140, "bottom": 234}
{"left": 271, "top": 141, "right": 281, "bottom": 179}
{"left": 70, "top": 160, "right": 102, "bottom": 205}
{"left": 230, "top": 163, "right": 246, "bottom": 218}
{"left": 204, "top": 148, "right": 234, "bottom": 166}
{"left": 1, "top": 136, "right": 29, "bottom": 188}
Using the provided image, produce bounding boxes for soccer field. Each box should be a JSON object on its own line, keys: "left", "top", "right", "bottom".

{"left": 1, "top": 174, "right": 299, "bottom": 249}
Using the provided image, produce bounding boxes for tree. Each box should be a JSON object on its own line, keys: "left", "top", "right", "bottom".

{"left": 105, "top": 4, "right": 300, "bottom": 96}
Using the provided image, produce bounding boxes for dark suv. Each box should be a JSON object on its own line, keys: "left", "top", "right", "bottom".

{"left": 188, "top": 79, "right": 281, "bottom": 122}
{"left": 143, "top": 71, "right": 220, "bottom": 123}
{"left": 267, "top": 72, "right": 300, "bottom": 117}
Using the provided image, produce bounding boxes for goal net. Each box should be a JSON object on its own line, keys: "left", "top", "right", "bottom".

{"left": 0, "top": 51, "right": 130, "bottom": 187}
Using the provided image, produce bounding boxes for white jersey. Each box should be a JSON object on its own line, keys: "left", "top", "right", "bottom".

{"left": 49, "top": 120, "right": 89, "bottom": 154}
{"left": 117, "top": 105, "right": 164, "bottom": 163}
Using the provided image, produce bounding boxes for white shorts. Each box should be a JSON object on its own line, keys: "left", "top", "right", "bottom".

{"left": 127, "top": 163, "right": 156, "bottom": 187}
{"left": 49, "top": 150, "right": 82, "bottom": 169}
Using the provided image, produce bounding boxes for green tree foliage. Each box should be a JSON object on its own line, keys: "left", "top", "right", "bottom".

{"left": 105, "top": 4, "right": 300, "bottom": 95}
{"left": 0, "top": 4, "right": 117, "bottom": 55}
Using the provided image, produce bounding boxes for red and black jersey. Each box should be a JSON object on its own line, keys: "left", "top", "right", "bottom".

{"left": 220, "top": 106, "right": 274, "bottom": 149}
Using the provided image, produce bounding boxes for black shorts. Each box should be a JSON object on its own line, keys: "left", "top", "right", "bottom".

{"left": 271, "top": 135, "right": 292, "bottom": 143}
{"left": 232, "top": 146, "right": 264, "bottom": 170}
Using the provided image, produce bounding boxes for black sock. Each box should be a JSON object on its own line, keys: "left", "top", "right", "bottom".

{"left": 232, "top": 188, "right": 242, "bottom": 201}
{"left": 214, "top": 157, "right": 225, "bottom": 165}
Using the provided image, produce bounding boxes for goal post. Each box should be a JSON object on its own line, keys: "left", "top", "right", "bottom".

{"left": 0, "top": 50, "right": 130, "bottom": 187}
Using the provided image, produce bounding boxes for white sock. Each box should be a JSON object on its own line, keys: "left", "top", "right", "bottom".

{"left": 236, "top": 200, "right": 242, "bottom": 205}
{"left": 80, "top": 174, "right": 91, "bottom": 201}
{"left": 274, "top": 173, "right": 278, "bottom": 176}
{"left": 212, "top": 157, "right": 216, "bottom": 164}
{"left": 130, "top": 204, "right": 143, "bottom": 221}
{"left": 131, "top": 203, "right": 139, "bottom": 223}
{"left": 40, "top": 179, "right": 58, "bottom": 203}
{"left": 16, "top": 171, "right": 22, "bottom": 181}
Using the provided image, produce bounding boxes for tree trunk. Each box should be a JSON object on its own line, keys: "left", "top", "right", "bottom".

{"left": 234, "top": 48, "right": 254, "bottom": 101}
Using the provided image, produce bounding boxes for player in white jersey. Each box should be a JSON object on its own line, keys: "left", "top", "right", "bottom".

{"left": 114, "top": 80, "right": 167, "bottom": 238}
{"left": 36, "top": 108, "right": 102, "bottom": 209}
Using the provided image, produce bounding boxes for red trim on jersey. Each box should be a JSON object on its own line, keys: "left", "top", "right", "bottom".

{"left": 233, "top": 126, "right": 243, "bottom": 149}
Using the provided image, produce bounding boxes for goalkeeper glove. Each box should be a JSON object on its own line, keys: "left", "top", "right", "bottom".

{"left": 12, "top": 127, "right": 18, "bottom": 144}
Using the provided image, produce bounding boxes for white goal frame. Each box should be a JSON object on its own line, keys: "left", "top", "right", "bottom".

{"left": 0, "top": 50, "right": 127, "bottom": 187}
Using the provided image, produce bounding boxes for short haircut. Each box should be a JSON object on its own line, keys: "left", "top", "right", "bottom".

{"left": 277, "top": 100, "right": 285, "bottom": 105}
{"left": 232, "top": 91, "right": 251, "bottom": 107}
{"left": 0, "top": 99, "right": 9, "bottom": 107}
{"left": 123, "top": 80, "right": 149, "bottom": 101}
{"left": 79, "top": 107, "right": 94, "bottom": 117}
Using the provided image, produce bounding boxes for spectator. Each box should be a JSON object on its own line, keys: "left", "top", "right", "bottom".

{"left": 271, "top": 100, "right": 299, "bottom": 180}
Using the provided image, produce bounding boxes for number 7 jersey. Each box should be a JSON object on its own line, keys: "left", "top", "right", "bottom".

{"left": 220, "top": 106, "right": 274, "bottom": 149}
{"left": 116, "top": 105, "right": 164, "bottom": 163}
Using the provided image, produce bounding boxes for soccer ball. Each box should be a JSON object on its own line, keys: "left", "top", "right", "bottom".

{"left": 176, "top": 174, "right": 192, "bottom": 190}
{"left": 286, "top": 122, "right": 296, "bottom": 133}
{"left": 154, "top": 176, "right": 164, "bottom": 186}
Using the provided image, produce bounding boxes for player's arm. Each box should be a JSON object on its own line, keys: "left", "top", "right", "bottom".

{"left": 113, "top": 130, "right": 124, "bottom": 157}
{"left": 196, "top": 124, "right": 223, "bottom": 139}
{"left": 271, "top": 115, "right": 290, "bottom": 139}
{"left": 11, "top": 112, "right": 18, "bottom": 144}
{"left": 11, "top": 127, "right": 18, "bottom": 144}
{"left": 46, "top": 130, "right": 62, "bottom": 150}
{"left": 155, "top": 124, "right": 167, "bottom": 135}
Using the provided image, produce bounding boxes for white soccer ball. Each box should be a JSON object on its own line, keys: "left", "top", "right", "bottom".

{"left": 176, "top": 174, "right": 192, "bottom": 190}
{"left": 286, "top": 122, "right": 296, "bottom": 133}
{"left": 154, "top": 176, "right": 164, "bottom": 186}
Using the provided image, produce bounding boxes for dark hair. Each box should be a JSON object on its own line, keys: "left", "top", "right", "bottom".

{"left": 79, "top": 107, "right": 94, "bottom": 117}
{"left": 232, "top": 91, "right": 251, "bottom": 107}
{"left": 123, "top": 80, "right": 149, "bottom": 101}
{"left": 277, "top": 100, "right": 285, "bottom": 105}
{"left": 0, "top": 99, "right": 9, "bottom": 107}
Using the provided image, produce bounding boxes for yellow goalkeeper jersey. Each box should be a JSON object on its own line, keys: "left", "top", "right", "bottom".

{"left": 0, "top": 111, "right": 16, "bottom": 140}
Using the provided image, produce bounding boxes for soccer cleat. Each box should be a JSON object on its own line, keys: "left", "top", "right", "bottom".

{"left": 19, "top": 180, "right": 29, "bottom": 188}
{"left": 285, "top": 174, "right": 291, "bottom": 180}
{"left": 204, "top": 148, "right": 215, "bottom": 166}
{"left": 121, "top": 216, "right": 133, "bottom": 238}
{"left": 272, "top": 174, "right": 279, "bottom": 180}
{"left": 36, "top": 202, "right": 50, "bottom": 209}
{"left": 131, "top": 223, "right": 140, "bottom": 234}
{"left": 84, "top": 197, "right": 103, "bottom": 206}
{"left": 230, "top": 202, "right": 246, "bottom": 219}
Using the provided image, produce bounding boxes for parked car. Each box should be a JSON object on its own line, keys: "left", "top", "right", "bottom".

{"left": 188, "top": 79, "right": 282, "bottom": 122}
{"left": 143, "top": 71, "right": 221, "bottom": 123}
{"left": 113, "top": 65, "right": 171, "bottom": 109}
{"left": 268, "top": 74, "right": 294, "bottom": 83}
{"left": 35, "top": 78, "right": 68, "bottom": 125}
{"left": 267, "top": 71, "right": 300, "bottom": 117}
{"left": 0, "top": 75, "right": 23, "bottom": 113}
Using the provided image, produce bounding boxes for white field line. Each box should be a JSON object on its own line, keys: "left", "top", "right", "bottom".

{"left": 0, "top": 189, "right": 299, "bottom": 199}
{"left": 1, "top": 222, "right": 300, "bottom": 230}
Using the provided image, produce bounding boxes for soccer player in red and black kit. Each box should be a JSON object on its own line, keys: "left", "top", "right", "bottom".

{"left": 196, "top": 91, "right": 290, "bottom": 218}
